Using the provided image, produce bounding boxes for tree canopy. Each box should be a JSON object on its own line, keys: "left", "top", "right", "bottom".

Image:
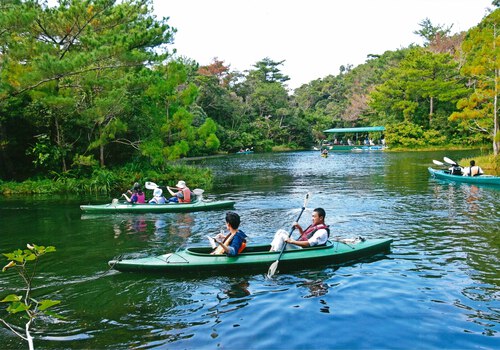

{"left": 1, "top": 1, "right": 499, "bottom": 182}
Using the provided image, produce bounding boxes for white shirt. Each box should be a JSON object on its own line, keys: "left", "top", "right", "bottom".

{"left": 307, "top": 229, "right": 328, "bottom": 246}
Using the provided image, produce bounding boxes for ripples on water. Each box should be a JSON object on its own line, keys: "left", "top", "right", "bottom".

{"left": 0, "top": 150, "right": 498, "bottom": 349}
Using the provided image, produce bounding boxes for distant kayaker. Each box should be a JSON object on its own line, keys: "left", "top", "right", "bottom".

{"left": 148, "top": 188, "right": 166, "bottom": 204}
{"left": 167, "top": 180, "right": 191, "bottom": 203}
{"left": 211, "top": 211, "right": 247, "bottom": 256}
{"left": 122, "top": 182, "right": 146, "bottom": 203}
{"left": 270, "top": 207, "right": 330, "bottom": 251}
{"left": 462, "top": 160, "right": 484, "bottom": 177}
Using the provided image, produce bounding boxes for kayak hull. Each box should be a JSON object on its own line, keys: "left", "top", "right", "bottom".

{"left": 109, "top": 238, "right": 393, "bottom": 275}
{"left": 80, "top": 200, "right": 235, "bottom": 213}
{"left": 428, "top": 167, "right": 500, "bottom": 186}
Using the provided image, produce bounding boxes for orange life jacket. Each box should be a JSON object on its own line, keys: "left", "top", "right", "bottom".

{"left": 179, "top": 187, "right": 191, "bottom": 203}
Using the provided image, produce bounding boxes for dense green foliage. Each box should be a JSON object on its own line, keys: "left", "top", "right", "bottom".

{"left": 1, "top": 1, "right": 499, "bottom": 188}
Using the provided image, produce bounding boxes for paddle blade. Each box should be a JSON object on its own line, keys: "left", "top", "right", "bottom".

{"left": 303, "top": 192, "right": 311, "bottom": 208}
{"left": 145, "top": 181, "right": 158, "bottom": 190}
{"left": 432, "top": 160, "right": 445, "bottom": 166}
{"left": 206, "top": 235, "right": 217, "bottom": 249}
{"left": 267, "top": 260, "right": 279, "bottom": 278}
{"left": 443, "top": 157, "right": 457, "bottom": 166}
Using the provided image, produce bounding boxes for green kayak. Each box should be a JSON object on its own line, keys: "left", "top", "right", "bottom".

{"left": 108, "top": 238, "right": 393, "bottom": 274}
{"left": 428, "top": 167, "right": 500, "bottom": 186}
{"left": 80, "top": 199, "right": 235, "bottom": 213}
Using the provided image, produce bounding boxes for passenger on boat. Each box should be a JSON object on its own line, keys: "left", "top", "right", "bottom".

{"left": 270, "top": 207, "right": 330, "bottom": 251}
{"left": 149, "top": 188, "right": 166, "bottom": 204}
{"left": 122, "top": 182, "right": 146, "bottom": 203}
{"left": 448, "top": 165, "right": 463, "bottom": 175}
{"left": 462, "top": 160, "right": 484, "bottom": 177}
{"left": 167, "top": 180, "right": 191, "bottom": 203}
{"left": 211, "top": 211, "right": 247, "bottom": 256}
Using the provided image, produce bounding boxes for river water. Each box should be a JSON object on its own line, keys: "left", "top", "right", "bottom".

{"left": 0, "top": 150, "right": 498, "bottom": 349}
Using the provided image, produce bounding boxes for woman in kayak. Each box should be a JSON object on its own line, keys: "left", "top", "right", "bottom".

{"left": 270, "top": 207, "right": 330, "bottom": 251}
{"left": 122, "top": 182, "right": 146, "bottom": 204}
{"left": 167, "top": 180, "right": 192, "bottom": 203}
{"left": 211, "top": 212, "right": 247, "bottom": 256}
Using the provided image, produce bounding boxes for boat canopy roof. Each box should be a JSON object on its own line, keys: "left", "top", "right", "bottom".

{"left": 324, "top": 126, "right": 385, "bottom": 133}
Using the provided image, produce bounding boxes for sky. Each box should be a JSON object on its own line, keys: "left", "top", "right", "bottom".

{"left": 153, "top": 0, "right": 493, "bottom": 90}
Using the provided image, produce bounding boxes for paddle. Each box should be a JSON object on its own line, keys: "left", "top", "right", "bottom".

{"left": 267, "top": 192, "right": 311, "bottom": 278}
{"left": 443, "top": 157, "right": 459, "bottom": 166}
{"left": 432, "top": 160, "right": 445, "bottom": 166}
{"left": 145, "top": 181, "right": 159, "bottom": 190}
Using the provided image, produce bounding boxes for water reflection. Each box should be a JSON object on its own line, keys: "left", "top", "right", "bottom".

{"left": 297, "top": 279, "right": 330, "bottom": 299}
{"left": 464, "top": 185, "right": 480, "bottom": 214}
{"left": 219, "top": 280, "right": 251, "bottom": 299}
{"left": 167, "top": 214, "right": 194, "bottom": 239}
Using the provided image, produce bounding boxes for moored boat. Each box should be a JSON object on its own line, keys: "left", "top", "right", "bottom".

{"left": 108, "top": 237, "right": 393, "bottom": 274}
{"left": 80, "top": 198, "right": 235, "bottom": 213}
{"left": 428, "top": 167, "right": 500, "bottom": 187}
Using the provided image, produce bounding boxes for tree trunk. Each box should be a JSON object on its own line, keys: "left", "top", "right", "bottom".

{"left": 54, "top": 116, "right": 67, "bottom": 172}
{"left": 429, "top": 96, "right": 434, "bottom": 125}
{"left": 100, "top": 143, "right": 105, "bottom": 167}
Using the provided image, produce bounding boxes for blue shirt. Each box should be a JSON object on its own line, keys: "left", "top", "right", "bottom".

{"left": 227, "top": 230, "right": 247, "bottom": 256}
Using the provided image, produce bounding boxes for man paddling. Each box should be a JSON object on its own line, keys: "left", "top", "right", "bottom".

{"left": 270, "top": 207, "right": 330, "bottom": 251}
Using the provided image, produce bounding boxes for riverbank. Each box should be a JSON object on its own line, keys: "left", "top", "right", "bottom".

{"left": 0, "top": 164, "right": 213, "bottom": 195}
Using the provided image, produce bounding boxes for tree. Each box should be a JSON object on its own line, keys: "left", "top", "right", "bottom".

{"left": 247, "top": 57, "right": 290, "bottom": 84}
{"left": 450, "top": 9, "right": 500, "bottom": 155}
{"left": 414, "top": 18, "right": 453, "bottom": 46}
{"left": 370, "top": 47, "right": 467, "bottom": 130}
{"left": 0, "top": 0, "right": 176, "bottom": 175}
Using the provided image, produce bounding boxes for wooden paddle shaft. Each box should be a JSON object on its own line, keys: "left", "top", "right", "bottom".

{"left": 212, "top": 232, "right": 235, "bottom": 255}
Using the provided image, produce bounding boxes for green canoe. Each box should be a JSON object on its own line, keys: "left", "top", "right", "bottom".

{"left": 80, "top": 199, "right": 235, "bottom": 213}
{"left": 108, "top": 238, "right": 393, "bottom": 274}
{"left": 428, "top": 167, "right": 500, "bottom": 187}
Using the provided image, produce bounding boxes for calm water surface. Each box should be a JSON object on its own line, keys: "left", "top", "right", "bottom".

{"left": 0, "top": 150, "right": 499, "bottom": 349}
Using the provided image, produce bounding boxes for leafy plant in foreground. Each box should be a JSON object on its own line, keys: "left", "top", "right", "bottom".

{"left": 1, "top": 244, "right": 61, "bottom": 350}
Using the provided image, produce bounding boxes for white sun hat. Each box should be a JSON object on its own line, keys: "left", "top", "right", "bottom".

{"left": 175, "top": 180, "right": 186, "bottom": 189}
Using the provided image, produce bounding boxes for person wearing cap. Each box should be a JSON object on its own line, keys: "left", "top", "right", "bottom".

{"left": 167, "top": 180, "right": 192, "bottom": 203}
{"left": 149, "top": 188, "right": 166, "bottom": 204}
{"left": 122, "top": 182, "right": 146, "bottom": 203}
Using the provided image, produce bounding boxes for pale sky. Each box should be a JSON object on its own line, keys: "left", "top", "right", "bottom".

{"left": 153, "top": 0, "right": 493, "bottom": 90}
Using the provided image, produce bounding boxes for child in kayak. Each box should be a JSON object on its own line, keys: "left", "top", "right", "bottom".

{"left": 122, "top": 182, "right": 146, "bottom": 203}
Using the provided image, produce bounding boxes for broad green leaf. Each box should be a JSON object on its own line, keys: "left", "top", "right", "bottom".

{"left": 1, "top": 294, "right": 22, "bottom": 303}
{"left": 7, "top": 301, "right": 30, "bottom": 314}
{"left": 38, "top": 299, "right": 61, "bottom": 311}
